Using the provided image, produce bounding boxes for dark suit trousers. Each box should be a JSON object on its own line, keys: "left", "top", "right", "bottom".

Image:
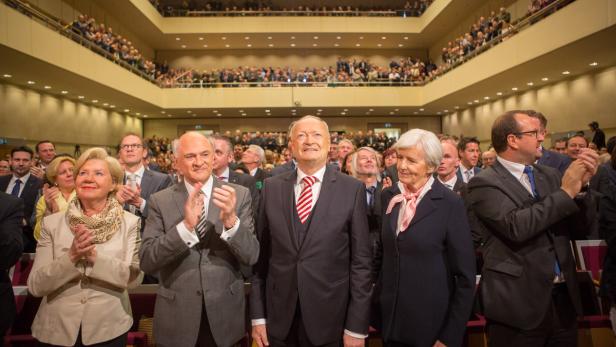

{"left": 487, "top": 284, "right": 577, "bottom": 347}
{"left": 268, "top": 303, "right": 340, "bottom": 347}
{"left": 196, "top": 302, "right": 218, "bottom": 347}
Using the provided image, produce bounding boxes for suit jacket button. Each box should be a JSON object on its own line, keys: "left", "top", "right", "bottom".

{"left": 197, "top": 290, "right": 202, "bottom": 296}
{"left": 81, "top": 297, "right": 87, "bottom": 304}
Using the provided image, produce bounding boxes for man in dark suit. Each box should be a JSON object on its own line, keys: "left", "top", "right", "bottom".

{"left": 251, "top": 116, "right": 372, "bottom": 347}
{"left": 0, "top": 146, "right": 43, "bottom": 252}
{"left": 529, "top": 110, "right": 571, "bottom": 175}
{"left": 139, "top": 132, "right": 259, "bottom": 347}
{"left": 456, "top": 137, "right": 481, "bottom": 183}
{"left": 242, "top": 144, "right": 269, "bottom": 190}
{"left": 467, "top": 110, "right": 598, "bottom": 346}
{"left": 0, "top": 192, "right": 24, "bottom": 338}
{"left": 437, "top": 137, "right": 467, "bottom": 194}
{"left": 589, "top": 121, "right": 606, "bottom": 149}
{"left": 212, "top": 135, "right": 260, "bottom": 217}
{"left": 116, "top": 134, "right": 174, "bottom": 226}
{"left": 270, "top": 158, "right": 296, "bottom": 177}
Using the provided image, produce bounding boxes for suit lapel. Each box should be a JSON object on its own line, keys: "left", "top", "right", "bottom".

{"left": 409, "top": 183, "right": 442, "bottom": 228}
{"left": 207, "top": 178, "right": 222, "bottom": 229}
{"left": 300, "top": 167, "right": 336, "bottom": 252}
{"left": 533, "top": 165, "right": 549, "bottom": 199}
{"left": 492, "top": 161, "right": 534, "bottom": 203}
{"left": 228, "top": 171, "right": 239, "bottom": 184}
{"left": 386, "top": 186, "right": 401, "bottom": 236}
{"left": 172, "top": 182, "right": 189, "bottom": 219}
{"left": 140, "top": 170, "right": 153, "bottom": 197}
{"left": 282, "top": 171, "right": 299, "bottom": 251}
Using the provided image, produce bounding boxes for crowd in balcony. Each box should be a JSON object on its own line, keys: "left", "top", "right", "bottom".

{"left": 148, "top": 0, "right": 434, "bottom": 17}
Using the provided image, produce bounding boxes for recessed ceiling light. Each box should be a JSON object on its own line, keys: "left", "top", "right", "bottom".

{"left": 389, "top": 112, "right": 394, "bottom": 115}
{"left": 496, "top": 92, "right": 503, "bottom": 96}
{"left": 78, "top": 95, "right": 85, "bottom": 99}
{"left": 221, "top": 37, "right": 227, "bottom": 40}
{"left": 268, "top": 44, "right": 274, "bottom": 47}
{"left": 27, "top": 81, "right": 35, "bottom": 85}
{"left": 334, "top": 43, "right": 339, "bottom": 47}
{"left": 527, "top": 82, "right": 534, "bottom": 86}
{"left": 168, "top": 115, "right": 172, "bottom": 117}
{"left": 484, "top": 96, "right": 490, "bottom": 100}
{"left": 589, "top": 62, "right": 598, "bottom": 66}
{"left": 161, "top": 111, "right": 166, "bottom": 114}
{"left": 343, "top": 109, "right": 348, "bottom": 112}
{"left": 377, "top": 44, "right": 382, "bottom": 47}
{"left": 181, "top": 45, "right": 186, "bottom": 48}
{"left": 541, "top": 77, "right": 549, "bottom": 81}
{"left": 437, "top": 112, "right": 442, "bottom": 115}
{"left": 468, "top": 102, "right": 473, "bottom": 105}
{"left": 124, "top": 109, "right": 130, "bottom": 112}
{"left": 419, "top": 108, "right": 424, "bottom": 111}
{"left": 318, "top": 109, "right": 323, "bottom": 112}
{"left": 512, "top": 87, "right": 518, "bottom": 91}
{"left": 336, "top": 36, "right": 341, "bottom": 40}
{"left": 355, "top": 43, "right": 360, "bottom": 47}
{"left": 203, "top": 44, "right": 208, "bottom": 47}
{"left": 187, "top": 110, "right": 192, "bottom": 113}
{"left": 341, "top": 112, "right": 346, "bottom": 115}
{"left": 44, "top": 85, "right": 51, "bottom": 89}
{"left": 110, "top": 105, "right": 115, "bottom": 108}
{"left": 291, "top": 36, "right": 295, "bottom": 39}
{"left": 265, "top": 109, "right": 270, "bottom": 112}
{"left": 359, "top": 36, "right": 364, "bottom": 40}
{"left": 217, "top": 114, "right": 221, "bottom": 117}
{"left": 313, "top": 36, "right": 319, "bottom": 39}
{"left": 136, "top": 112, "right": 140, "bottom": 115}
{"left": 61, "top": 90, "right": 68, "bottom": 94}
{"left": 2, "top": 74, "right": 12, "bottom": 78}
{"left": 175, "top": 37, "right": 180, "bottom": 41}
{"left": 381, "top": 36, "right": 387, "bottom": 40}
{"left": 92, "top": 99, "right": 98, "bottom": 103}
{"left": 247, "top": 44, "right": 252, "bottom": 47}
{"left": 474, "top": 100, "right": 479, "bottom": 103}
{"left": 562, "top": 71, "right": 570, "bottom": 75}
{"left": 244, "top": 36, "right": 250, "bottom": 40}
{"left": 369, "top": 109, "right": 374, "bottom": 112}
{"left": 143, "top": 115, "right": 148, "bottom": 118}
{"left": 312, "top": 43, "right": 317, "bottom": 47}
{"left": 213, "top": 110, "right": 218, "bottom": 113}
{"left": 290, "top": 43, "right": 296, "bottom": 47}
{"left": 404, "top": 36, "right": 409, "bottom": 40}
{"left": 225, "top": 44, "right": 230, "bottom": 48}
{"left": 267, "top": 36, "right": 272, "bottom": 40}
{"left": 413, "top": 112, "right": 418, "bottom": 115}
{"left": 394, "top": 109, "right": 399, "bottom": 111}
{"left": 444, "top": 109, "right": 449, "bottom": 112}
{"left": 198, "top": 37, "right": 204, "bottom": 40}
{"left": 398, "top": 44, "right": 404, "bottom": 47}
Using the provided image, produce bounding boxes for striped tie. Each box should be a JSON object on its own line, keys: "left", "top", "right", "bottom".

{"left": 195, "top": 194, "right": 208, "bottom": 240}
{"left": 296, "top": 176, "right": 317, "bottom": 224}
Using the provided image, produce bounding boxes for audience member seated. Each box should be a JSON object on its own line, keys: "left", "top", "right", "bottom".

{"left": 27, "top": 148, "right": 143, "bottom": 346}
{"left": 34, "top": 156, "right": 76, "bottom": 241}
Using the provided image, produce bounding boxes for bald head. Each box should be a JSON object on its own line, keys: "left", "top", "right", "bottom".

{"left": 176, "top": 132, "right": 215, "bottom": 184}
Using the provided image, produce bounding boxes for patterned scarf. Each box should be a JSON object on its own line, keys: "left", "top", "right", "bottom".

{"left": 66, "top": 196, "right": 123, "bottom": 243}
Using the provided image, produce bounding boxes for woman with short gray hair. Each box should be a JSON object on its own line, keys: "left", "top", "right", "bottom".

{"left": 378, "top": 129, "right": 476, "bottom": 347}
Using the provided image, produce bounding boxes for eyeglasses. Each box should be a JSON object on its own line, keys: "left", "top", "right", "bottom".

{"left": 120, "top": 144, "right": 143, "bottom": 150}
{"left": 512, "top": 130, "right": 540, "bottom": 138}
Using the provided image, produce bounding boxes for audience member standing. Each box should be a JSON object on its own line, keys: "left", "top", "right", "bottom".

{"left": 437, "top": 137, "right": 466, "bottom": 194}
{"left": 467, "top": 110, "right": 598, "bottom": 347}
{"left": 31, "top": 141, "right": 56, "bottom": 180}
{"left": 337, "top": 139, "right": 355, "bottom": 169}
{"left": 456, "top": 137, "right": 481, "bottom": 183}
{"left": 140, "top": 132, "right": 258, "bottom": 347}
{"left": 251, "top": 116, "right": 372, "bottom": 347}
{"left": 589, "top": 121, "right": 606, "bottom": 150}
{"left": 0, "top": 160, "right": 10, "bottom": 176}
{"left": 242, "top": 145, "right": 269, "bottom": 190}
{"left": 565, "top": 134, "right": 588, "bottom": 160}
{"left": 379, "top": 129, "right": 475, "bottom": 347}
{"left": 0, "top": 192, "right": 24, "bottom": 339}
{"left": 0, "top": 146, "right": 43, "bottom": 252}
{"left": 532, "top": 111, "right": 571, "bottom": 175}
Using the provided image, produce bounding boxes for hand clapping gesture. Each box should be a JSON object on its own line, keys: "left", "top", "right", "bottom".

{"left": 42, "top": 183, "right": 60, "bottom": 214}
{"left": 183, "top": 182, "right": 204, "bottom": 231}
{"left": 212, "top": 185, "right": 238, "bottom": 229}
{"left": 69, "top": 224, "right": 97, "bottom": 264}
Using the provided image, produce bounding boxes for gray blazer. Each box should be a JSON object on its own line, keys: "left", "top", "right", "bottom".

{"left": 139, "top": 178, "right": 259, "bottom": 347}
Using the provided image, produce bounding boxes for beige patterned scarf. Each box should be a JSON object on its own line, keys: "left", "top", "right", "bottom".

{"left": 66, "top": 196, "right": 123, "bottom": 243}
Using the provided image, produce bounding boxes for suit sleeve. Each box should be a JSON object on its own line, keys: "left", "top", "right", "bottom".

{"left": 344, "top": 181, "right": 373, "bottom": 335}
{"left": 438, "top": 198, "right": 477, "bottom": 346}
{"left": 0, "top": 197, "right": 24, "bottom": 271}
{"left": 222, "top": 186, "right": 259, "bottom": 266}
{"left": 468, "top": 175, "right": 579, "bottom": 244}
{"left": 27, "top": 217, "right": 83, "bottom": 297}
{"left": 86, "top": 215, "right": 144, "bottom": 289}
{"left": 139, "top": 193, "right": 192, "bottom": 275}
{"left": 249, "top": 181, "right": 270, "bottom": 320}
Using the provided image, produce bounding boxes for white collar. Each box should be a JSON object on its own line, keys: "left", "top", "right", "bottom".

{"left": 496, "top": 156, "right": 527, "bottom": 181}
{"left": 438, "top": 174, "right": 457, "bottom": 189}
{"left": 184, "top": 175, "right": 214, "bottom": 197}
{"left": 13, "top": 172, "right": 30, "bottom": 183}
{"left": 250, "top": 167, "right": 258, "bottom": 176}
{"left": 296, "top": 165, "right": 327, "bottom": 185}
{"left": 218, "top": 167, "right": 230, "bottom": 179}
{"left": 460, "top": 164, "right": 474, "bottom": 173}
{"left": 126, "top": 165, "right": 145, "bottom": 178}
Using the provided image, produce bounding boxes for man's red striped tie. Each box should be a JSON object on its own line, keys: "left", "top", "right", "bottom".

{"left": 296, "top": 176, "right": 317, "bottom": 223}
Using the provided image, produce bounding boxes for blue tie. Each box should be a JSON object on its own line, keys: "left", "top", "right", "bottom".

{"left": 524, "top": 165, "right": 562, "bottom": 278}
{"left": 10, "top": 179, "right": 22, "bottom": 197}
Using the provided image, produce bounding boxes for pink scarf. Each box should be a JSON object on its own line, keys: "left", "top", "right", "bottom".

{"left": 386, "top": 183, "right": 427, "bottom": 232}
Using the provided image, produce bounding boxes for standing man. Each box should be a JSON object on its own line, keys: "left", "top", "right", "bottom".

{"left": 565, "top": 135, "right": 588, "bottom": 160}
{"left": 212, "top": 135, "right": 260, "bottom": 217}
{"left": 0, "top": 192, "right": 24, "bottom": 339}
{"left": 437, "top": 138, "right": 466, "bottom": 194}
{"left": 0, "top": 146, "right": 43, "bottom": 252}
{"left": 467, "top": 110, "right": 598, "bottom": 346}
{"left": 242, "top": 145, "right": 269, "bottom": 189}
{"left": 337, "top": 139, "right": 355, "bottom": 169}
{"left": 456, "top": 137, "right": 481, "bottom": 183}
{"left": 139, "top": 132, "right": 259, "bottom": 347}
{"left": 532, "top": 111, "right": 571, "bottom": 175}
{"left": 31, "top": 140, "right": 56, "bottom": 179}
{"left": 117, "top": 133, "right": 173, "bottom": 225}
{"left": 589, "top": 121, "right": 606, "bottom": 150}
{"left": 251, "top": 115, "right": 372, "bottom": 347}
{"left": 553, "top": 138, "right": 567, "bottom": 154}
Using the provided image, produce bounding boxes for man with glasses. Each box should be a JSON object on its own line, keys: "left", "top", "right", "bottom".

{"left": 467, "top": 110, "right": 598, "bottom": 347}
{"left": 117, "top": 133, "right": 173, "bottom": 226}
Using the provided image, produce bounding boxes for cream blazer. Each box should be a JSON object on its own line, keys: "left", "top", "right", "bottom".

{"left": 27, "top": 209, "right": 143, "bottom": 346}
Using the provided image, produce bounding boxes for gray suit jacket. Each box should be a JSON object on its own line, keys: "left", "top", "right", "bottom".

{"left": 125, "top": 169, "right": 173, "bottom": 220}
{"left": 139, "top": 178, "right": 259, "bottom": 347}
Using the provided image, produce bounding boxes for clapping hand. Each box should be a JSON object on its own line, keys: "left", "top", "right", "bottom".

{"left": 212, "top": 185, "right": 237, "bottom": 229}
{"left": 183, "top": 182, "right": 204, "bottom": 231}
{"left": 69, "top": 224, "right": 97, "bottom": 264}
{"left": 42, "top": 183, "right": 60, "bottom": 213}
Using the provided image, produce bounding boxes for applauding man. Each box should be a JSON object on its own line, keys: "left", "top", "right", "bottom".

{"left": 140, "top": 132, "right": 259, "bottom": 347}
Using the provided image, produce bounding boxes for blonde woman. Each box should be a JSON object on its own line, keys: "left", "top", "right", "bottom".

{"left": 28, "top": 148, "right": 143, "bottom": 347}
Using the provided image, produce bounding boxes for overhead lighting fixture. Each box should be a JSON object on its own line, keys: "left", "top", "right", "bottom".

{"left": 187, "top": 110, "right": 192, "bottom": 113}
{"left": 247, "top": 44, "right": 252, "bottom": 47}
{"left": 484, "top": 96, "right": 490, "bottom": 100}
{"left": 44, "top": 85, "right": 51, "bottom": 89}
{"left": 444, "top": 109, "right": 449, "bottom": 112}
{"left": 217, "top": 114, "right": 221, "bottom": 117}
{"left": 244, "top": 36, "right": 250, "bottom": 40}
{"left": 511, "top": 87, "right": 518, "bottom": 91}
{"left": 143, "top": 115, "right": 148, "bottom": 118}
{"left": 437, "top": 112, "right": 442, "bottom": 115}
{"left": 318, "top": 109, "right": 323, "bottom": 112}
{"left": 589, "top": 62, "right": 598, "bottom": 66}
{"left": 290, "top": 43, "right": 296, "bottom": 47}
{"left": 78, "top": 95, "right": 85, "bottom": 99}
{"left": 110, "top": 105, "right": 116, "bottom": 108}
{"left": 404, "top": 36, "right": 409, "bottom": 40}
{"left": 267, "top": 36, "right": 272, "bottom": 40}
{"left": 334, "top": 43, "right": 339, "bottom": 47}
{"left": 474, "top": 100, "right": 479, "bottom": 103}
{"left": 541, "top": 77, "right": 549, "bottom": 81}
{"left": 221, "top": 36, "right": 227, "bottom": 40}
{"left": 175, "top": 37, "right": 180, "bottom": 41}
{"left": 336, "top": 36, "right": 341, "bottom": 40}
{"left": 377, "top": 44, "right": 382, "bottom": 47}
{"left": 313, "top": 36, "right": 319, "bottom": 39}
{"left": 181, "top": 45, "right": 186, "bottom": 48}
{"left": 355, "top": 43, "right": 361, "bottom": 47}
{"left": 61, "top": 90, "right": 68, "bottom": 94}
{"left": 398, "top": 44, "right": 404, "bottom": 47}
{"left": 454, "top": 106, "right": 459, "bottom": 109}
{"left": 2, "top": 74, "right": 12, "bottom": 78}
{"left": 168, "top": 115, "right": 172, "bottom": 117}
{"left": 203, "top": 44, "right": 208, "bottom": 47}
{"left": 291, "top": 36, "right": 295, "bottom": 39}
{"left": 136, "top": 112, "right": 141, "bottom": 115}
{"left": 359, "top": 36, "right": 364, "bottom": 40}
{"left": 124, "top": 109, "right": 130, "bottom": 112}
{"left": 161, "top": 111, "right": 166, "bottom": 114}
{"left": 27, "top": 81, "right": 35, "bottom": 85}
{"left": 381, "top": 36, "right": 387, "bottom": 40}
{"left": 343, "top": 109, "right": 348, "bottom": 112}
{"left": 467, "top": 102, "right": 473, "bottom": 105}
{"left": 369, "top": 109, "right": 374, "bottom": 112}
{"left": 389, "top": 112, "right": 394, "bottom": 115}
{"left": 562, "top": 71, "right": 570, "bottom": 75}
{"left": 413, "top": 112, "right": 418, "bottom": 115}
{"left": 312, "top": 43, "right": 317, "bottom": 47}
{"left": 394, "top": 109, "right": 399, "bottom": 111}
{"left": 496, "top": 92, "right": 503, "bottom": 96}
{"left": 265, "top": 109, "right": 271, "bottom": 112}
{"left": 527, "top": 82, "right": 534, "bottom": 86}
{"left": 419, "top": 108, "right": 424, "bottom": 111}
{"left": 225, "top": 44, "right": 230, "bottom": 48}
{"left": 341, "top": 112, "right": 346, "bottom": 115}
{"left": 198, "top": 37, "right": 204, "bottom": 40}
{"left": 92, "top": 99, "right": 98, "bottom": 103}
{"left": 268, "top": 44, "right": 274, "bottom": 47}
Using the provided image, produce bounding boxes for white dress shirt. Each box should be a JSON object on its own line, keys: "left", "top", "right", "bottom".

{"left": 250, "top": 167, "right": 258, "bottom": 177}
{"left": 395, "top": 176, "right": 434, "bottom": 235}
{"left": 496, "top": 156, "right": 534, "bottom": 196}
{"left": 175, "top": 176, "right": 240, "bottom": 247}
{"left": 125, "top": 165, "right": 147, "bottom": 213}
{"left": 438, "top": 174, "right": 457, "bottom": 191}
{"left": 5, "top": 173, "right": 31, "bottom": 197}
{"left": 216, "top": 167, "right": 230, "bottom": 182}
{"left": 459, "top": 165, "right": 475, "bottom": 183}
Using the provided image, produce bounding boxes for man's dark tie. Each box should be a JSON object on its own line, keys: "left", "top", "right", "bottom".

{"left": 11, "top": 179, "right": 22, "bottom": 197}
{"left": 366, "top": 186, "right": 376, "bottom": 209}
{"left": 524, "top": 165, "right": 562, "bottom": 278}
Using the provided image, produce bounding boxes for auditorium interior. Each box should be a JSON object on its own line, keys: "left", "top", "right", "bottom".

{"left": 1, "top": 0, "right": 616, "bottom": 345}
